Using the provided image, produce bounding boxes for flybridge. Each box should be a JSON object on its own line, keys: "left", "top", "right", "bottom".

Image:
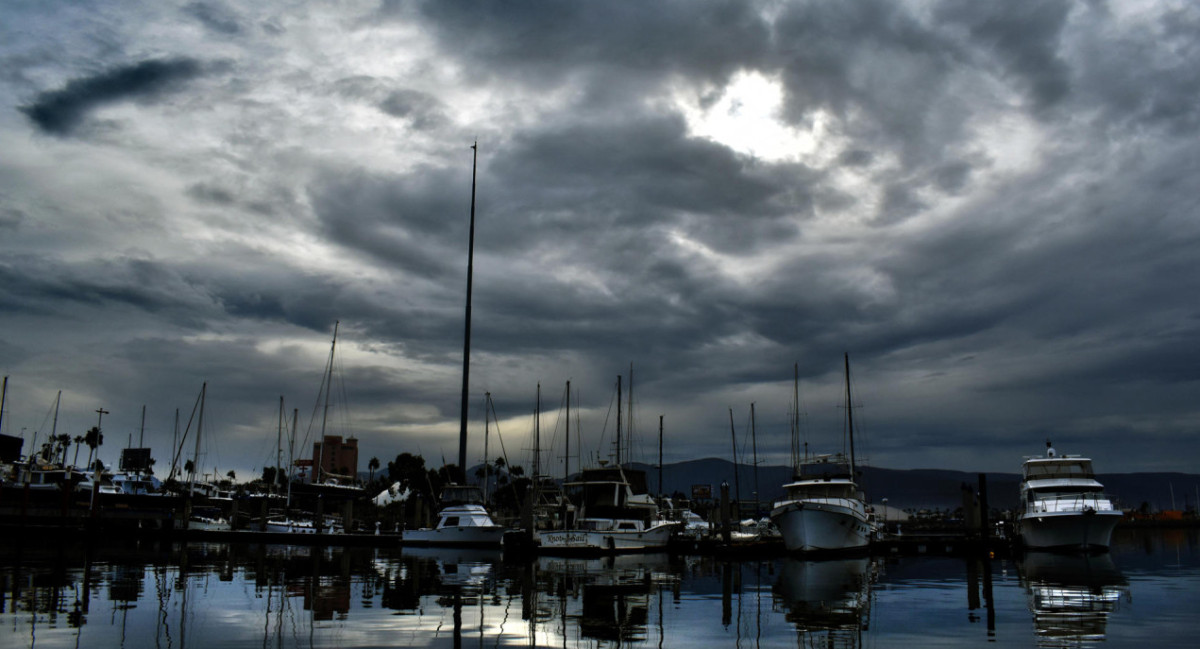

{"left": 1023, "top": 458, "right": 1095, "bottom": 480}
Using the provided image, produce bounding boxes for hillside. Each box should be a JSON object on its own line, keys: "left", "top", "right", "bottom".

{"left": 634, "top": 458, "right": 1197, "bottom": 512}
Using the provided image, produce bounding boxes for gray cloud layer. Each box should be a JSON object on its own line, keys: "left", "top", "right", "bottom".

{"left": 1, "top": 0, "right": 1197, "bottom": 480}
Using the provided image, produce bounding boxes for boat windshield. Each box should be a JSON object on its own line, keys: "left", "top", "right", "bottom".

{"left": 439, "top": 485, "right": 485, "bottom": 505}
{"left": 788, "top": 482, "right": 857, "bottom": 499}
{"left": 1024, "top": 459, "right": 1094, "bottom": 480}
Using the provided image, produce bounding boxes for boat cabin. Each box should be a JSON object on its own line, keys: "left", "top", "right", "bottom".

{"left": 438, "top": 484, "right": 486, "bottom": 506}
{"left": 1022, "top": 457, "right": 1095, "bottom": 481}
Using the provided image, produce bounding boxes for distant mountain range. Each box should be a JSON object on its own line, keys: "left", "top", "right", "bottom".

{"left": 626, "top": 458, "right": 1199, "bottom": 512}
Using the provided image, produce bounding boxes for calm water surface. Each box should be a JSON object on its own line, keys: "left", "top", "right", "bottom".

{"left": 1, "top": 529, "right": 1196, "bottom": 648}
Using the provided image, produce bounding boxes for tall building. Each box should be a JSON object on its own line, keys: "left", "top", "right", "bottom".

{"left": 311, "top": 435, "right": 358, "bottom": 484}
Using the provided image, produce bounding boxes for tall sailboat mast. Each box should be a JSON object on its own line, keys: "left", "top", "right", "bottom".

{"left": 534, "top": 383, "right": 541, "bottom": 477}
{"left": 457, "top": 142, "right": 478, "bottom": 474}
{"left": 317, "top": 320, "right": 338, "bottom": 483}
{"left": 615, "top": 375, "right": 622, "bottom": 466}
{"left": 564, "top": 380, "right": 571, "bottom": 483}
{"left": 844, "top": 352, "right": 856, "bottom": 476}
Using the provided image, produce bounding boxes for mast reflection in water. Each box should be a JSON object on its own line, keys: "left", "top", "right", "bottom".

{"left": 0, "top": 528, "right": 1196, "bottom": 648}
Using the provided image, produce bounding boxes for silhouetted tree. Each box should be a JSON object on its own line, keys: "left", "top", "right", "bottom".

{"left": 83, "top": 426, "right": 103, "bottom": 471}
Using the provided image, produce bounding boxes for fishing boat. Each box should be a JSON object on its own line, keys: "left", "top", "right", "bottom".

{"left": 537, "top": 375, "right": 677, "bottom": 553}
{"left": 770, "top": 355, "right": 873, "bottom": 553}
{"left": 1015, "top": 442, "right": 1122, "bottom": 550}
{"left": 538, "top": 464, "right": 677, "bottom": 552}
{"left": 402, "top": 484, "right": 504, "bottom": 547}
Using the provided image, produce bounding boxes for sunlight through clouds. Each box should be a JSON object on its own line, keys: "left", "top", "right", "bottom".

{"left": 677, "top": 70, "right": 818, "bottom": 162}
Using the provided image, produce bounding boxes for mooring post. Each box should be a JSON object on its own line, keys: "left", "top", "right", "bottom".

{"left": 978, "top": 473, "right": 990, "bottom": 549}
{"left": 720, "top": 481, "right": 731, "bottom": 544}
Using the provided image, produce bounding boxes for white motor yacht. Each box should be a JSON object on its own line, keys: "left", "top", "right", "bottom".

{"left": 1016, "top": 442, "right": 1122, "bottom": 550}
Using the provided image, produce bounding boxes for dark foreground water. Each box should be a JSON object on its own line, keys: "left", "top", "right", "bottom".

{"left": 0, "top": 529, "right": 1196, "bottom": 648}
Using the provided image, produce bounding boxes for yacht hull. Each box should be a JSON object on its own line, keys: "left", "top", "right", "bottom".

{"left": 1017, "top": 510, "right": 1122, "bottom": 550}
{"left": 536, "top": 523, "right": 676, "bottom": 553}
{"left": 770, "top": 500, "right": 871, "bottom": 553}
{"left": 403, "top": 526, "right": 505, "bottom": 547}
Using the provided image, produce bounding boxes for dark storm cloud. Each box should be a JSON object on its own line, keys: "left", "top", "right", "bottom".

{"left": 492, "top": 117, "right": 815, "bottom": 252}
{"left": 933, "top": 0, "right": 1072, "bottom": 111}
{"left": 186, "top": 183, "right": 237, "bottom": 206}
{"left": 20, "top": 58, "right": 205, "bottom": 136}
{"left": 307, "top": 165, "right": 467, "bottom": 279}
{"left": 401, "top": 0, "right": 771, "bottom": 87}
{"left": 770, "top": 0, "right": 965, "bottom": 164}
{"left": 379, "top": 89, "right": 447, "bottom": 130}
{"left": 183, "top": 2, "right": 244, "bottom": 36}
{"left": 1069, "top": 4, "right": 1200, "bottom": 135}
{"left": 4, "top": 0, "right": 1200, "bottom": 475}
{"left": 0, "top": 257, "right": 196, "bottom": 316}
{"left": 0, "top": 207, "right": 24, "bottom": 230}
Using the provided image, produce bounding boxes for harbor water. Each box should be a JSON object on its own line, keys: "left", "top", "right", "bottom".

{"left": 0, "top": 528, "right": 1196, "bottom": 648}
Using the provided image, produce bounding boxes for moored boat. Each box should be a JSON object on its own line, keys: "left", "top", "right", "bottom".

{"left": 403, "top": 484, "right": 504, "bottom": 547}
{"left": 537, "top": 465, "right": 677, "bottom": 552}
{"left": 771, "top": 454, "right": 872, "bottom": 552}
{"left": 770, "top": 356, "right": 873, "bottom": 553}
{"left": 1015, "top": 442, "right": 1122, "bottom": 551}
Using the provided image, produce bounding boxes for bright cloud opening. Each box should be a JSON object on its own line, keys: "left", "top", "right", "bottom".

{"left": 677, "top": 70, "right": 816, "bottom": 162}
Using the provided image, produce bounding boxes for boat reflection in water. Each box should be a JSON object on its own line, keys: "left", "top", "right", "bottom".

{"left": 772, "top": 556, "right": 876, "bottom": 649}
{"left": 1018, "top": 551, "right": 1128, "bottom": 646}
{"left": 531, "top": 553, "right": 677, "bottom": 645}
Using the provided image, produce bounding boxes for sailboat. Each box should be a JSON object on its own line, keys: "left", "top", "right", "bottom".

{"left": 264, "top": 324, "right": 361, "bottom": 534}
{"left": 402, "top": 142, "right": 503, "bottom": 548}
{"left": 770, "top": 355, "right": 873, "bottom": 552}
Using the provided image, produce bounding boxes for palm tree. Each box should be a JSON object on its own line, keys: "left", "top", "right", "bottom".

{"left": 184, "top": 459, "right": 195, "bottom": 477}
{"left": 368, "top": 457, "right": 380, "bottom": 484}
{"left": 72, "top": 435, "right": 84, "bottom": 466}
{"left": 83, "top": 426, "right": 103, "bottom": 471}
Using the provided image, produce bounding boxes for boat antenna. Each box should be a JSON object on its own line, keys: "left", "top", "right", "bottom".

{"left": 457, "top": 141, "right": 478, "bottom": 476}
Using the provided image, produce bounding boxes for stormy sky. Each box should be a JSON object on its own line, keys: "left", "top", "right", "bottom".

{"left": 1, "top": 0, "right": 1197, "bottom": 483}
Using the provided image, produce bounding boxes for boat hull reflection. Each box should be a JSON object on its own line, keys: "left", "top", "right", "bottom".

{"left": 773, "top": 556, "right": 875, "bottom": 648}
{"left": 1019, "top": 551, "right": 1128, "bottom": 646}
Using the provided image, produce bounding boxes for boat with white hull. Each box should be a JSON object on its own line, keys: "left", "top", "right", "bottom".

{"left": 537, "top": 464, "right": 677, "bottom": 553}
{"left": 770, "top": 356, "right": 874, "bottom": 553}
{"left": 1016, "top": 442, "right": 1122, "bottom": 551}
{"left": 538, "top": 520, "right": 676, "bottom": 552}
{"left": 403, "top": 485, "right": 504, "bottom": 547}
{"left": 771, "top": 456, "right": 872, "bottom": 552}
